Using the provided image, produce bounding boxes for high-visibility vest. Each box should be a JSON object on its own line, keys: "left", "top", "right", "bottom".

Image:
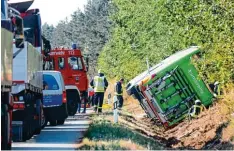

{"left": 114, "top": 82, "right": 123, "bottom": 96}
{"left": 190, "top": 105, "right": 203, "bottom": 118}
{"left": 93, "top": 76, "right": 105, "bottom": 92}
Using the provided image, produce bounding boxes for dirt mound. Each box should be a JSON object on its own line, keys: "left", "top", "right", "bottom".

{"left": 118, "top": 103, "right": 233, "bottom": 149}
{"left": 163, "top": 104, "right": 231, "bottom": 149}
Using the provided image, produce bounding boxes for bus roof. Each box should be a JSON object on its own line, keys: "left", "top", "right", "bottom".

{"left": 127, "top": 46, "right": 200, "bottom": 89}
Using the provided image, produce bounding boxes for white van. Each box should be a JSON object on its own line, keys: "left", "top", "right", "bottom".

{"left": 42, "top": 71, "right": 68, "bottom": 127}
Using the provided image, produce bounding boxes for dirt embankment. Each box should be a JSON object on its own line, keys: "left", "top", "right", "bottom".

{"left": 115, "top": 104, "right": 233, "bottom": 150}
{"left": 118, "top": 99, "right": 234, "bottom": 149}
{"left": 102, "top": 81, "right": 234, "bottom": 149}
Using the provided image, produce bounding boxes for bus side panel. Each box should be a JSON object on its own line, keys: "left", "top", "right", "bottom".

{"left": 180, "top": 58, "right": 213, "bottom": 106}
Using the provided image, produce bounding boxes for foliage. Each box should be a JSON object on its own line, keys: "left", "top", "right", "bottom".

{"left": 42, "top": 0, "right": 112, "bottom": 77}
{"left": 42, "top": 23, "right": 54, "bottom": 42}
{"left": 98, "top": 0, "right": 234, "bottom": 85}
{"left": 78, "top": 138, "right": 144, "bottom": 150}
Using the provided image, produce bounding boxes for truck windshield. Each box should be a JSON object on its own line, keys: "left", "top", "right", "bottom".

{"left": 68, "top": 57, "right": 83, "bottom": 70}
{"left": 43, "top": 74, "right": 59, "bottom": 90}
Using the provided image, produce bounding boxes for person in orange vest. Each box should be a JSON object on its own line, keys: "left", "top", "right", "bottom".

{"left": 90, "top": 69, "right": 108, "bottom": 113}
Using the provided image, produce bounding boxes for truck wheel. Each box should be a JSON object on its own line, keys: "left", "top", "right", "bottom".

{"left": 34, "top": 99, "right": 43, "bottom": 135}
{"left": 67, "top": 90, "right": 80, "bottom": 116}
{"left": 1, "top": 105, "right": 10, "bottom": 150}
{"left": 7, "top": 143, "right": 12, "bottom": 150}
{"left": 22, "top": 124, "right": 30, "bottom": 141}
{"left": 68, "top": 101, "right": 78, "bottom": 116}
{"left": 28, "top": 124, "right": 34, "bottom": 140}
{"left": 49, "top": 120, "right": 57, "bottom": 126}
{"left": 57, "top": 119, "right": 65, "bottom": 125}
{"left": 40, "top": 108, "right": 46, "bottom": 129}
{"left": 34, "top": 126, "right": 41, "bottom": 135}
{"left": 41, "top": 118, "right": 48, "bottom": 129}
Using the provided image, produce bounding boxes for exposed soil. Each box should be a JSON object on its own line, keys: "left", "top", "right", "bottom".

{"left": 116, "top": 102, "right": 234, "bottom": 150}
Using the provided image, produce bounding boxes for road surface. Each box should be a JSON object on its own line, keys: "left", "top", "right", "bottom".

{"left": 12, "top": 109, "right": 93, "bottom": 150}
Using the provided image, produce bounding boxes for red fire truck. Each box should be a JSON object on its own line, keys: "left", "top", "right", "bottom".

{"left": 43, "top": 44, "right": 89, "bottom": 115}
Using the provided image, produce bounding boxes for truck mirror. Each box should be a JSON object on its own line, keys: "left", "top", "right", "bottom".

{"left": 85, "top": 57, "right": 89, "bottom": 71}
{"left": 86, "top": 66, "right": 89, "bottom": 72}
{"left": 14, "top": 15, "right": 24, "bottom": 48}
{"left": 86, "top": 57, "right": 89, "bottom": 66}
{"left": 41, "top": 35, "right": 51, "bottom": 55}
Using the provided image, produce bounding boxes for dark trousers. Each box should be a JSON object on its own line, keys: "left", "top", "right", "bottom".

{"left": 82, "top": 98, "right": 87, "bottom": 113}
{"left": 82, "top": 91, "right": 88, "bottom": 113}
{"left": 77, "top": 103, "right": 81, "bottom": 113}
{"left": 94, "top": 92, "right": 104, "bottom": 113}
{"left": 117, "top": 95, "right": 123, "bottom": 108}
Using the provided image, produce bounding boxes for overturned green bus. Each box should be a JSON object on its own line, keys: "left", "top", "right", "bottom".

{"left": 126, "top": 47, "right": 216, "bottom": 128}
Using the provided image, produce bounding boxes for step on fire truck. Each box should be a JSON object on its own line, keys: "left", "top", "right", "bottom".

{"left": 43, "top": 43, "right": 89, "bottom": 116}
{"left": 127, "top": 47, "right": 217, "bottom": 128}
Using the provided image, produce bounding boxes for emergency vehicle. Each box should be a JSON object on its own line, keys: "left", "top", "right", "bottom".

{"left": 43, "top": 44, "right": 89, "bottom": 115}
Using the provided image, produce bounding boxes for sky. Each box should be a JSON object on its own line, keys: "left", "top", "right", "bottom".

{"left": 9, "top": 0, "right": 88, "bottom": 26}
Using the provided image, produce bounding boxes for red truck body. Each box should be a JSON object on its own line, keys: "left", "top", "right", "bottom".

{"left": 48, "top": 48, "right": 89, "bottom": 93}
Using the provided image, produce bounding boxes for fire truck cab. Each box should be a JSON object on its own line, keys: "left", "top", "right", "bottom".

{"left": 44, "top": 44, "right": 89, "bottom": 115}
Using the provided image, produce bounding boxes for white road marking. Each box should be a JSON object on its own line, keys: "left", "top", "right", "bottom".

{"left": 42, "top": 128, "right": 88, "bottom": 132}
{"left": 44, "top": 126, "right": 89, "bottom": 129}
{"left": 12, "top": 143, "right": 78, "bottom": 148}
{"left": 64, "top": 121, "right": 91, "bottom": 125}
{"left": 12, "top": 113, "right": 92, "bottom": 150}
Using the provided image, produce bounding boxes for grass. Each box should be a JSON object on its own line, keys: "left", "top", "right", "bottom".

{"left": 77, "top": 117, "right": 165, "bottom": 150}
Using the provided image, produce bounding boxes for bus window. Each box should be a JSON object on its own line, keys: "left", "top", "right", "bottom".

{"left": 68, "top": 57, "right": 84, "bottom": 70}
{"left": 58, "top": 57, "right": 65, "bottom": 69}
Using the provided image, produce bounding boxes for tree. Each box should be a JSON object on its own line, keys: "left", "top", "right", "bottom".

{"left": 42, "top": 22, "right": 54, "bottom": 44}
{"left": 98, "top": 0, "right": 234, "bottom": 86}
{"left": 42, "top": 0, "right": 113, "bottom": 77}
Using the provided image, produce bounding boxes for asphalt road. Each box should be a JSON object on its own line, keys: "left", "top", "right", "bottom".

{"left": 12, "top": 110, "right": 92, "bottom": 150}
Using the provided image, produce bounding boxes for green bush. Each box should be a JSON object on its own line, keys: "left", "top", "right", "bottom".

{"left": 98, "top": 0, "right": 234, "bottom": 86}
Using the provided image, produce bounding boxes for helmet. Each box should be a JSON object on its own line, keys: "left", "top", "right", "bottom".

{"left": 73, "top": 64, "right": 78, "bottom": 70}
{"left": 195, "top": 100, "right": 201, "bottom": 105}
{"left": 98, "top": 69, "right": 102, "bottom": 74}
{"left": 214, "top": 81, "right": 219, "bottom": 85}
{"left": 120, "top": 78, "right": 124, "bottom": 82}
